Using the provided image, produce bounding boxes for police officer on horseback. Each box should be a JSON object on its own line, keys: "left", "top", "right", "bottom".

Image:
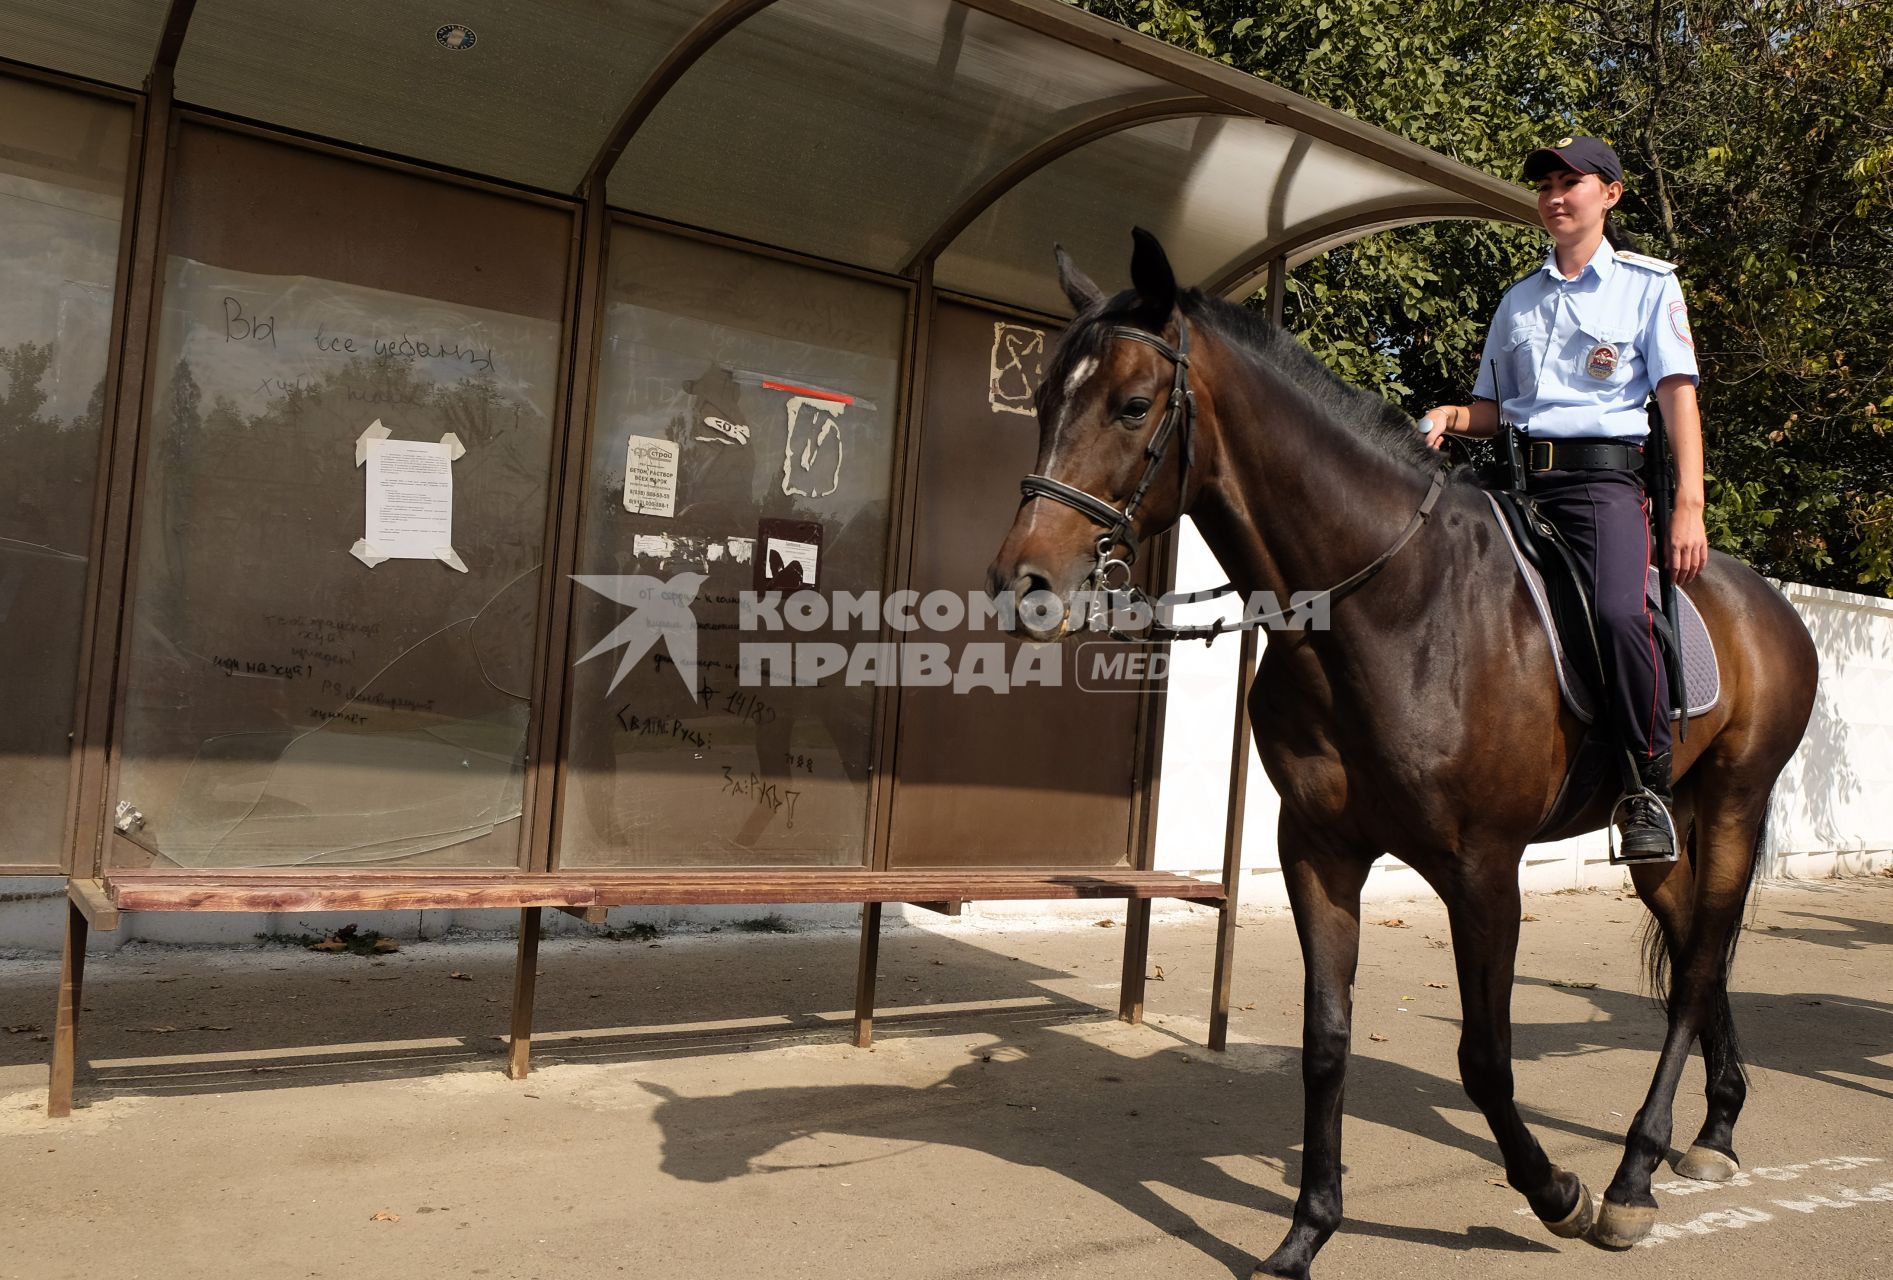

{"left": 1419, "top": 135, "right": 1708, "bottom": 857}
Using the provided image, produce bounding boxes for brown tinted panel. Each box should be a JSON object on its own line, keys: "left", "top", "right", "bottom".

{"left": 887, "top": 299, "right": 1141, "bottom": 869}
{"left": 0, "top": 78, "right": 131, "bottom": 873}
{"left": 111, "top": 123, "right": 571, "bottom": 869}
{"left": 558, "top": 224, "right": 905, "bottom": 868}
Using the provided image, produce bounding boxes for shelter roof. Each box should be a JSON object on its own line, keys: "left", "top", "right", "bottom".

{"left": 1, "top": 0, "right": 1537, "bottom": 311}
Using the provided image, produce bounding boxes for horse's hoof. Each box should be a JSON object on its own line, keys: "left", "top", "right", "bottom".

{"left": 1543, "top": 1180, "right": 1595, "bottom": 1239}
{"left": 1675, "top": 1145, "right": 1740, "bottom": 1183}
{"left": 1589, "top": 1199, "right": 1657, "bottom": 1250}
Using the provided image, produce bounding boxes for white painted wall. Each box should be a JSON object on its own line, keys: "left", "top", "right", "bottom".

{"left": 1152, "top": 520, "right": 1893, "bottom": 903}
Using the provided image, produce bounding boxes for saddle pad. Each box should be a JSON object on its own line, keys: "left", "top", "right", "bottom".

{"left": 1485, "top": 493, "right": 1720, "bottom": 724}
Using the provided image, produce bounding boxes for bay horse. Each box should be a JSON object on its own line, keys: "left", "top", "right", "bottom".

{"left": 988, "top": 230, "right": 1818, "bottom": 1277}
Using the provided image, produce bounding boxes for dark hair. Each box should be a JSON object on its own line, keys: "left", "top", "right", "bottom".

{"left": 1602, "top": 209, "right": 1644, "bottom": 254}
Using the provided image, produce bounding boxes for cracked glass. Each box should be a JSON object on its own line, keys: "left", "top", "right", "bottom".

{"left": 0, "top": 77, "right": 131, "bottom": 872}
{"left": 111, "top": 123, "right": 569, "bottom": 869}
{"left": 558, "top": 223, "right": 905, "bottom": 868}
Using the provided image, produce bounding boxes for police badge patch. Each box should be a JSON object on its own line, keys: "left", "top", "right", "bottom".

{"left": 1669, "top": 299, "right": 1693, "bottom": 347}
{"left": 1584, "top": 343, "right": 1619, "bottom": 379}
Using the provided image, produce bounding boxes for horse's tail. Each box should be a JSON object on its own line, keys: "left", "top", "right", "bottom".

{"left": 1639, "top": 789, "right": 1771, "bottom": 1082}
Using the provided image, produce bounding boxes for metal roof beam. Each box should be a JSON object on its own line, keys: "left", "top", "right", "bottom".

{"left": 1202, "top": 199, "right": 1525, "bottom": 299}
{"left": 580, "top": 0, "right": 782, "bottom": 195}
{"left": 901, "top": 94, "right": 1236, "bottom": 277}
{"left": 950, "top": 0, "right": 1536, "bottom": 225}
{"left": 153, "top": 0, "right": 196, "bottom": 80}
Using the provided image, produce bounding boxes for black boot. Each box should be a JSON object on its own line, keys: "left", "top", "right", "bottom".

{"left": 1617, "top": 751, "right": 1675, "bottom": 860}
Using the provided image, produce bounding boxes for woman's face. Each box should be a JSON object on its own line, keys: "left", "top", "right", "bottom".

{"left": 1534, "top": 168, "right": 1622, "bottom": 244}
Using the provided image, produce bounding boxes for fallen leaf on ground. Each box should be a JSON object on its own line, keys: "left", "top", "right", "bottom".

{"left": 1368, "top": 1033, "right": 1389, "bottom": 1043}
{"left": 1520, "top": 913, "right": 1539, "bottom": 922}
{"left": 309, "top": 939, "right": 347, "bottom": 952}
{"left": 1486, "top": 1178, "right": 1509, "bottom": 1188}
{"left": 449, "top": 971, "right": 473, "bottom": 981}
{"left": 1549, "top": 980, "right": 1598, "bottom": 990}
{"left": 1094, "top": 920, "right": 1115, "bottom": 928}
{"left": 1373, "top": 918, "right": 1410, "bottom": 928}
{"left": 372, "top": 938, "right": 401, "bottom": 953}
{"left": 1150, "top": 966, "right": 1165, "bottom": 981}
{"left": 369, "top": 1210, "right": 400, "bottom": 1223}
{"left": 4, "top": 1024, "right": 41, "bottom": 1034}
{"left": 1426, "top": 982, "right": 1448, "bottom": 989}
{"left": 1239, "top": 1003, "right": 1256, "bottom": 1011}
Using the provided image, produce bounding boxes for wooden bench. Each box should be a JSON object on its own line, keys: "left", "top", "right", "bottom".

{"left": 50, "top": 868, "right": 1229, "bottom": 1116}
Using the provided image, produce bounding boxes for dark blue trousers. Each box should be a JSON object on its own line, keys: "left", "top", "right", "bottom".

{"left": 1528, "top": 467, "right": 1671, "bottom": 760}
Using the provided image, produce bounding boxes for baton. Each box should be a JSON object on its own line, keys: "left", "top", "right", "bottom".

{"left": 1646, "top": 399, "right": 1689, "bottom": 742}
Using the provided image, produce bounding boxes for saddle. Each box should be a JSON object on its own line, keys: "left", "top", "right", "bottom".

{"left": 1483, "top": 488, "right": 1722, "bottom": 840}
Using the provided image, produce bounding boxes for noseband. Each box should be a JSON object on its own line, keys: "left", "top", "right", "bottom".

{"left": 1015, "top": 312, "right": 1447, "bottom": 644}
{"left": 1019, "top": 319, "right": 1196, "bottom": 593}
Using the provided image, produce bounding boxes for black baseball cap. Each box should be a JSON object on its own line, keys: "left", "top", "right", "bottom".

{"left": 1523, "top": 135, "right": 1623, "bottom": 184}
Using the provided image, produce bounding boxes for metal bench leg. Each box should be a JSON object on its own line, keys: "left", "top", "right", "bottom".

{"left": 853, "top": 902, "right": 882, "bottom": 1048}
{"left": 48, "top": 901, "right": 87, "bottom": 1118}
{"left": 506, "top": 906, "right": 541, "bottom": 1080}
{"left": 1208, "top": 891, "right": 1240, "bottom": 1051}
{"left": 1118, "top": 898, "right": 1152, "bottom": 1024}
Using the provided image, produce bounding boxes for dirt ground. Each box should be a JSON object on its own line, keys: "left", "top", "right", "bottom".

{"left": 1, "top": 876, "right": 1889, "bottom": 1280}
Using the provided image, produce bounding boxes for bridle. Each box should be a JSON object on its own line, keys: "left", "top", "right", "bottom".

{"left": 1017, "top": 313, "right": 1448, "bottom": 644}
{"left": 1020, "top": 319, "right": 1198, "bottom": 595}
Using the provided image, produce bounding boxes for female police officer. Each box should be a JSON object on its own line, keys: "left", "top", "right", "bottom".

{"left": 1418, "top": 135, "right": 1709, "bottom": 858}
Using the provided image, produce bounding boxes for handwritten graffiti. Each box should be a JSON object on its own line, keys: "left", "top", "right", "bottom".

{"left": 988, "top": 321, "right": 1046, "bottom": 417}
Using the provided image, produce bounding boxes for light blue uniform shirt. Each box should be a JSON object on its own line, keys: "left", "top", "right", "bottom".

{"left": 1472, "top": 237, "right": 1699, "bottom": 441}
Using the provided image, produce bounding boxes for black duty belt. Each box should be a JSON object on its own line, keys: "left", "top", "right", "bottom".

{"left": 1527, "top": 438, "right": 1644, "bottom": 473}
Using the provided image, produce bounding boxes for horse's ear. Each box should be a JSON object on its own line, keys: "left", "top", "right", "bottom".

{"left": 1129, "top": 227, "right": 1177, "bottom": 314}
{"left": 1054, "top": 244, "right": 1104, "bottom": 314}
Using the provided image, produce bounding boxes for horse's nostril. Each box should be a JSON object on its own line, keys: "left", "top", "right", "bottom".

{"left": 1014, "top": 569, "right": 1053, "bottom": 600}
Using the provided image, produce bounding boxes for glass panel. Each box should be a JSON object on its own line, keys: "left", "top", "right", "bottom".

{"left": 887, "top": 299, "right": 1142, "bottom": 869}
{"left": 113, "top": 124, "right": 569, "bottom": 869}
{"left": 610, "top": 0, "right": 1170, "bottom": 272}
{"left": 176, "top": 0, "right": 722, "bottom": 193}
{"left": 0, "top": 77, "right": 132, "bottom": 871}
{"left": 0, "top": 0, "right": 168, "bottom": 88}
{"left": 559, "top": 223, "right": 906, "bottom": 868}
{"left": 936, "top": 117, "right": 1440, "bottom": 314}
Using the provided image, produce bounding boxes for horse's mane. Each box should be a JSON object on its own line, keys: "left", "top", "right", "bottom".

{"left": 1043, "top": 287, "right": 1439, "bottom": 474}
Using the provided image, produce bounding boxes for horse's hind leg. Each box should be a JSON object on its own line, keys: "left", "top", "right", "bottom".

{"left": 1628, "top": 849, "right": 1747, "bottom": 1184}
{"left": 1438, "top": 857, "right": 1594, "bottom": 1238}
{"left": 1595, "top": 779, "right": 1767, "bottom": 1248}
{"left": 1256, "top": 826, "right": 1374, "bottom": 1280}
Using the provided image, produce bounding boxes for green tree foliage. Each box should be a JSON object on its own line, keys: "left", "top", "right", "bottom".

{"left": 1070, "top": 0, "right": 1893, "bottom": 592}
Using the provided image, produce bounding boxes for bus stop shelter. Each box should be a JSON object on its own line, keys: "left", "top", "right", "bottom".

{"left": 0, "top": 0, "right": 1536, "bottom": 1115}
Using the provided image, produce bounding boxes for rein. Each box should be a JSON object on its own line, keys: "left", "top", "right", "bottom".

{"left": 1018, "top": 315, "right": 1449, "bottom": 644}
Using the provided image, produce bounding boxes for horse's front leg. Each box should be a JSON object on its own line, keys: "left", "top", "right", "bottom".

{"left": 1257, "top": 824, "right": 1373, "bottom": 1280}
{"left": 1438, "top": 856, "right": 1595, "bottom": 1237}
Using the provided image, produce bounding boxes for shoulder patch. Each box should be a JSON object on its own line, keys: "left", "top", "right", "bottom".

{"left": 1615, "top": 250, "right": 1678, "bottom": 274}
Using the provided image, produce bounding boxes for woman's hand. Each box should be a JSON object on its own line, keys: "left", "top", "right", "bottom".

{"left": 1669, "top": 502, "right": 1708, "bottom": 586}
{"left": 1417, "top": 405, "right": 1463, "bottom": 450}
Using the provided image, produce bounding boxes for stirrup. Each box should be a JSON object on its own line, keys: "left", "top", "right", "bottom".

{"left": 1607, "top": 787, "right": 1678, "bottom": 866}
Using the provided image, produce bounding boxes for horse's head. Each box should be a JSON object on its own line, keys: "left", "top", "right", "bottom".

{"left": 988, "top": 229, "right": 1200, "bottom": 641}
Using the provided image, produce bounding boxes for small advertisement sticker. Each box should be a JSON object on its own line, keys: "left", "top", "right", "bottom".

{"left": 624, "top": 435, "right": 680, "bottom": 517}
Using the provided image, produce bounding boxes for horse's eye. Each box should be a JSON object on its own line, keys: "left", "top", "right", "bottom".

{"left": 1120, "top": 398, "right": 1152, "bottom": 423}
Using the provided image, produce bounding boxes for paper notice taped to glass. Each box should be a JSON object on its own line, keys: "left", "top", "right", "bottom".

{"left": 624, "top": 434, "right": 679, "bottom": 516}
{"left": 362, "top": 437, "right": 460, "bottom": 565}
